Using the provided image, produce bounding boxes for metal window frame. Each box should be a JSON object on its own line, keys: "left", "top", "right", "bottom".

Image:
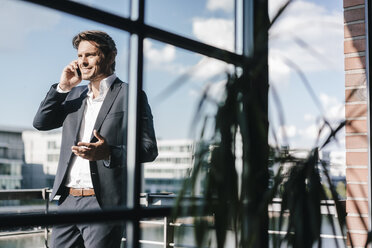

{"left": 8, "top": 0, "right": 258, "bottom": 247}
{"left": 366, "top": 0, "right": 372, "bottom": 238}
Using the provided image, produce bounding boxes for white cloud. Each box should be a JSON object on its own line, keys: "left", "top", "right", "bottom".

{"left": 271, "top": 124, "right": 298, "bottom": 147}
{"left": 269, "top": 0, "right": 343, "bottom": 84}
{"left": 272, "top": 92, "right": 345, "bottom": 148}
{"left": 144, "top": 16, "right": 234, "bottom": 81}
{"left": 319, "top": 93, "right": 345, "bottom": 122}
{"left": 0, "top": 0, "right": 61, "bottom": 51}
{"left": 269, "top": 55, "right": 291, "bottom": 86}
{"left": 206, "top": 0, "right": 234, "bottom": 13}
{"left": 192, "top": 18, "right": 234, "bottom": 52}
{"left": 192, "top": 56, "right": 233, "bottom": 81}
{"left": 298, "top": 123, "right": 321, "bottom": 140}
{"left": 189, "top": 17, "right": 234, "bottom": 80}
{"left": 294, "top": 93, "right": 344, "bottom": 145}
{"left": 278, "top": 125, "right": 297, "bottom": 139}
{"left": 144, "top": 39, "right": 176, "bottom": 64}
{"left": 144, "top": 40, "right": 233, "bottom": 81}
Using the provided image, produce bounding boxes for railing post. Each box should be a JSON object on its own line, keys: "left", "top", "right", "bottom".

{"left": 163, "top": 216, "right": 174, "bottom": 248}
{"left": 42, "top": 188, "right": 49, "bottom": 248}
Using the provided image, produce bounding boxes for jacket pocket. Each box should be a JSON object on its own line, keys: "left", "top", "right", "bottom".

{"left": 105, "top": 111, "right": 124, "bottom": 120}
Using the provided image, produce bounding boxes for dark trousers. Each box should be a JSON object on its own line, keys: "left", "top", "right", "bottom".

{"left": 50, "top": 194, "right": 124, "bottom": 248}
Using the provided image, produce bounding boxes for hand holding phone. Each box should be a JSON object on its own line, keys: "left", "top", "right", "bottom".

{"left": 59, "top": 60, "right": 82, "bottom": 91}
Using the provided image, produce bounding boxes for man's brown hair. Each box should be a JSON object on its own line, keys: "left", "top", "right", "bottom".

{"left": 72, "top": 30, "right": 117, "bottom": 73}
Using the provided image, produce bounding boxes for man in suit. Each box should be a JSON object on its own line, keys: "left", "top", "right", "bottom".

{"left": 33, "top": 30, "right": 158, "bottom": 248}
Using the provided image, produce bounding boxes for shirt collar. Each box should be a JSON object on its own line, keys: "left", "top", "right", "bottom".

{"left": 87, "top": 73, "right": 117, "bottom": 101}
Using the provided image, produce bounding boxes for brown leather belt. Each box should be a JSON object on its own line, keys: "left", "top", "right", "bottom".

{"left": 69, "top": 188, "right": 95, "bottom": 197}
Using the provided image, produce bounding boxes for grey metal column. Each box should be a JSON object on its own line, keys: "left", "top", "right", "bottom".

{"left": 235, "top": 0, "right": 254, "bottom": 56}
{"left": 236, "top": 0, "right": 270, "bottom": 247}
{"left": 127, "top": 0, "right": 145, "bottom": 247}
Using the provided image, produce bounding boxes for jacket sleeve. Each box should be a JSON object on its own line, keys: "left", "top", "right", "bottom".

{"left": 139, "top": 91, "right": 158, "bottom": 163}
{"left": 33, "top": 84, "right": 69, "bottom": 131}
{"left": 103, "top": 90, "right": 158, "bottom": 168}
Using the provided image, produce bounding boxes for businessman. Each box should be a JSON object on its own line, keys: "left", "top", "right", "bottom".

{"left": 33, "top": 30, "right": 158, "bottom": 248}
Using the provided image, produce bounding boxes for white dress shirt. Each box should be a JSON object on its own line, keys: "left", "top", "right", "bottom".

{"left": 57, "top": 74, "right": 117, "bottom": 189}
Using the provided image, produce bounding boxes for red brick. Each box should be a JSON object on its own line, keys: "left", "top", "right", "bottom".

{"left": 346, "top": 119, "right": 367, "bottom": 133}
{"left": 346, "top": 168, "right": 368, "bottom": 182}
{"left": 344, "top": 23, "right": 365, "bottom": 38}
{"left": 345, "top": 135, "right": 368, "bottom": 149}
{"left": 347, "top": 184, "right": 368, "bottom": 198}
{"left": 345, "top": 56, "right": 366, "bottom": 70}
{"left": 344, "top": 8, "right": 365, "bottom": 23}
{"left": 344, "top": 39, "right": 366, "bottom": 53}
{"left": 345, "top": 73, "right": 366, "bottom": 86}
{"left": 345, "top": 88, "right": 367, "bottom": 102}
{"left": 346, "top": 199, "right": 369, "bottom": 214}
{"left": 345, "top": 104, "right": 367, "bottom": 118}
{"left": 345, "top": 104, "right": 367, "bottom": 117}
{"left": 347, "top": 232, "right": 368, "bottom": 247}
{"left": 346, "top": 152, "right": 368, "bottom": 165}
{"left": 344, "top": 0, "right": 364, "bottom": 8}
{"left": 347, "top": 216, "right": 369, "bottom": 230}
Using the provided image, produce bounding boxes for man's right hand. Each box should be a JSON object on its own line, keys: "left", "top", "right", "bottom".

{"left": 58, "top": 60, "right": 82, "bottom": 91}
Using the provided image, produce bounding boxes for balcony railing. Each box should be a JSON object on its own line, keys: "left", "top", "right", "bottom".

{"left": 0, "top": 189, "right": 346, "bottom": 248}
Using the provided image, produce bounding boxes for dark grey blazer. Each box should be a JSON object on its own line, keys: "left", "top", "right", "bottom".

{"left": 33, "top": 78, "right": 158, "bottom": 207}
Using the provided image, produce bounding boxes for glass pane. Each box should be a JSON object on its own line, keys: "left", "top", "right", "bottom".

{"left": 146, "top": 0, "right": 235, "bottom": 52}
{"left": 268, "top": 0, "right": 346, "bottom": 245}
{"left": 268, "top": 1, "right": 345, "bottom": 178}
{"left": 269, "top": 0, "right": 344, "bottom": 146}
{"left": 0, "top": 1, "right": 130, "bottom": 246}
{"left": 142, "top": 38, "right": 233, "bottom": 195}
{"left": 141, "top": 35, "right": 235, "bottom": 243}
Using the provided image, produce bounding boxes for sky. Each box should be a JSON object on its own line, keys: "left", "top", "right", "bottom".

{"left": 0, "top": 0, "right": 345, "bottom": 152}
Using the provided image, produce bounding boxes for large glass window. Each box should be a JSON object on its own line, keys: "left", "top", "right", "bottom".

{"left": 0, "top": 0, "right": 347, "bottom": 247}
{"left": 0, "top": 0, "right": 129, "bottom": 211}
{"left": 0, "top": 164, "right": 11, "bottom": 175}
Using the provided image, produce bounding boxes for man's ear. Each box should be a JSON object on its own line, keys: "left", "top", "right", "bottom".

{"left": 103, "top": 52, "right": 116, "bottom": 73}
{"left": 108, "top": 52, "right": 116, "bottom": 66}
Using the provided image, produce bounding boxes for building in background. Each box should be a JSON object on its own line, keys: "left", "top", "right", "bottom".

{"left": 144, "top": 139, "right": 194, "bottom": 193}
{"left": 321, "top": 150, "right": 346, "bottom": 184}
{"left": 22, "top": 131, "right": 197, "bottom": 193}
{"left": 22, "top": 130, "right": 61, "bottom": 188}
{"left": 0, "top": 126, "right": 26, "bottom": 206}
{"left": 0, "top": 126, "right": 25, "bottom": 191}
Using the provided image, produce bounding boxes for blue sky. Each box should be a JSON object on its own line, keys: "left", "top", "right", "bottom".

{"left": 0, "top": 0, "right": 344, "bottom": 151}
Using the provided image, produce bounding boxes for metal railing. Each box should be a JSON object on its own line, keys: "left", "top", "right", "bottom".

{"left": 0, "top": 189, "right": 346, "bottom": 248}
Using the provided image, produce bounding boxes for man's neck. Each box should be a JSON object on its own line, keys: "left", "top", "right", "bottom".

{"left": 90, "top": 74, "right": 110, "bottom": 99}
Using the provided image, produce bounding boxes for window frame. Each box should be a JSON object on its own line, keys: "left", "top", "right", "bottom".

{"left": 3, "top": 0, "right": 260, "bottom": 247}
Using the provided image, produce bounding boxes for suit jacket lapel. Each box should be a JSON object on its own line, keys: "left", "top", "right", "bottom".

{"left": 90, "top": 79, "right": 122, "bottom": 141}
{"left": 73, "top": 87, "right": 89, "bottom": 143}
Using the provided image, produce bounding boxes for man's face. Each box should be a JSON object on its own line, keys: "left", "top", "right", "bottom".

{"left": 77, "top": 40, "right": 108, "bottom": 81}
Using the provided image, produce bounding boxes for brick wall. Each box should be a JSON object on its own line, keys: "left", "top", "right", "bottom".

{"left": 344, "top": 0, "right": 369, "bottom": 247}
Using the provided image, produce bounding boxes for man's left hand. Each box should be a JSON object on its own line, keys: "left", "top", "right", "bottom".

{"left": 72, "top": 130, "right": 110, "bottom": 161}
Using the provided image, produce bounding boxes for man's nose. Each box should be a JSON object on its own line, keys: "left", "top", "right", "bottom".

{"left": 80, "top": 57, "right": 89, "bottom": 66}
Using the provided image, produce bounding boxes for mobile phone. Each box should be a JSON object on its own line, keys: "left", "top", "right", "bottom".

{"left": 76, "top": 66, "right": 81, "bottom": 78}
